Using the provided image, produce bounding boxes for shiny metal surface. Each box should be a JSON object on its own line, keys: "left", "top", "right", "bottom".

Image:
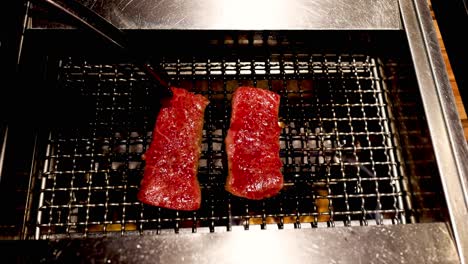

{"left": 44, "top": 223, "right": 459, "bottom": 263}
{"left": 31, "top": 0, "right": 402, "bottom": 30}
{"left": 399, "top": 0, "right": 468, "bottom": 262}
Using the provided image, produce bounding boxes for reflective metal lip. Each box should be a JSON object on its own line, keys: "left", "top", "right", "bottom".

{"left": 31, "top": 0, "right": 402, "bottom": 30}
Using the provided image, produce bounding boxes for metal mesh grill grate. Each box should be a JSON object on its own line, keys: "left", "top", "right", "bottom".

{"left": 34, "top": 54, "right": 409, "bottom": 238}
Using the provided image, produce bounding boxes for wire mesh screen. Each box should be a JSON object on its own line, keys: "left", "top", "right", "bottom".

{"left": 34, "top": 54, "right": 409, "bottom": 238}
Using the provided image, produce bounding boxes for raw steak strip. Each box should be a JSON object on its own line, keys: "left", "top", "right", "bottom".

{"left": 225, "top": 87, "right": 284, "bottom": 199}
{"left": 138, "top": 87, "right": 209, "bottom": 211}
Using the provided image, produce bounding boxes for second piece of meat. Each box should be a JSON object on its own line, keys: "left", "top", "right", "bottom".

{"left": 225, "top": 87, "right": 284, "bottom": 200}
{"left": 138, "top": 87, "right": 209, "bottom": 211}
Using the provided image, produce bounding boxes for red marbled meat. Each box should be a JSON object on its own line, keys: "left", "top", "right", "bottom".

{"left": 138, "top": 87, "right": 209, "bottom": 211}
{"left": 225, "top": 87, "right": 284, "bottom": 199}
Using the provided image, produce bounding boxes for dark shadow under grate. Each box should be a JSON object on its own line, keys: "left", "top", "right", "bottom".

{"left": 34, "top": 54, "right": 409, "bottom": 238}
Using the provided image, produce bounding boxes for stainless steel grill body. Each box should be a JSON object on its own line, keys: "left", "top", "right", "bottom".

{"left": 1, "top": 0, "right": 467, "bottom": 262}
